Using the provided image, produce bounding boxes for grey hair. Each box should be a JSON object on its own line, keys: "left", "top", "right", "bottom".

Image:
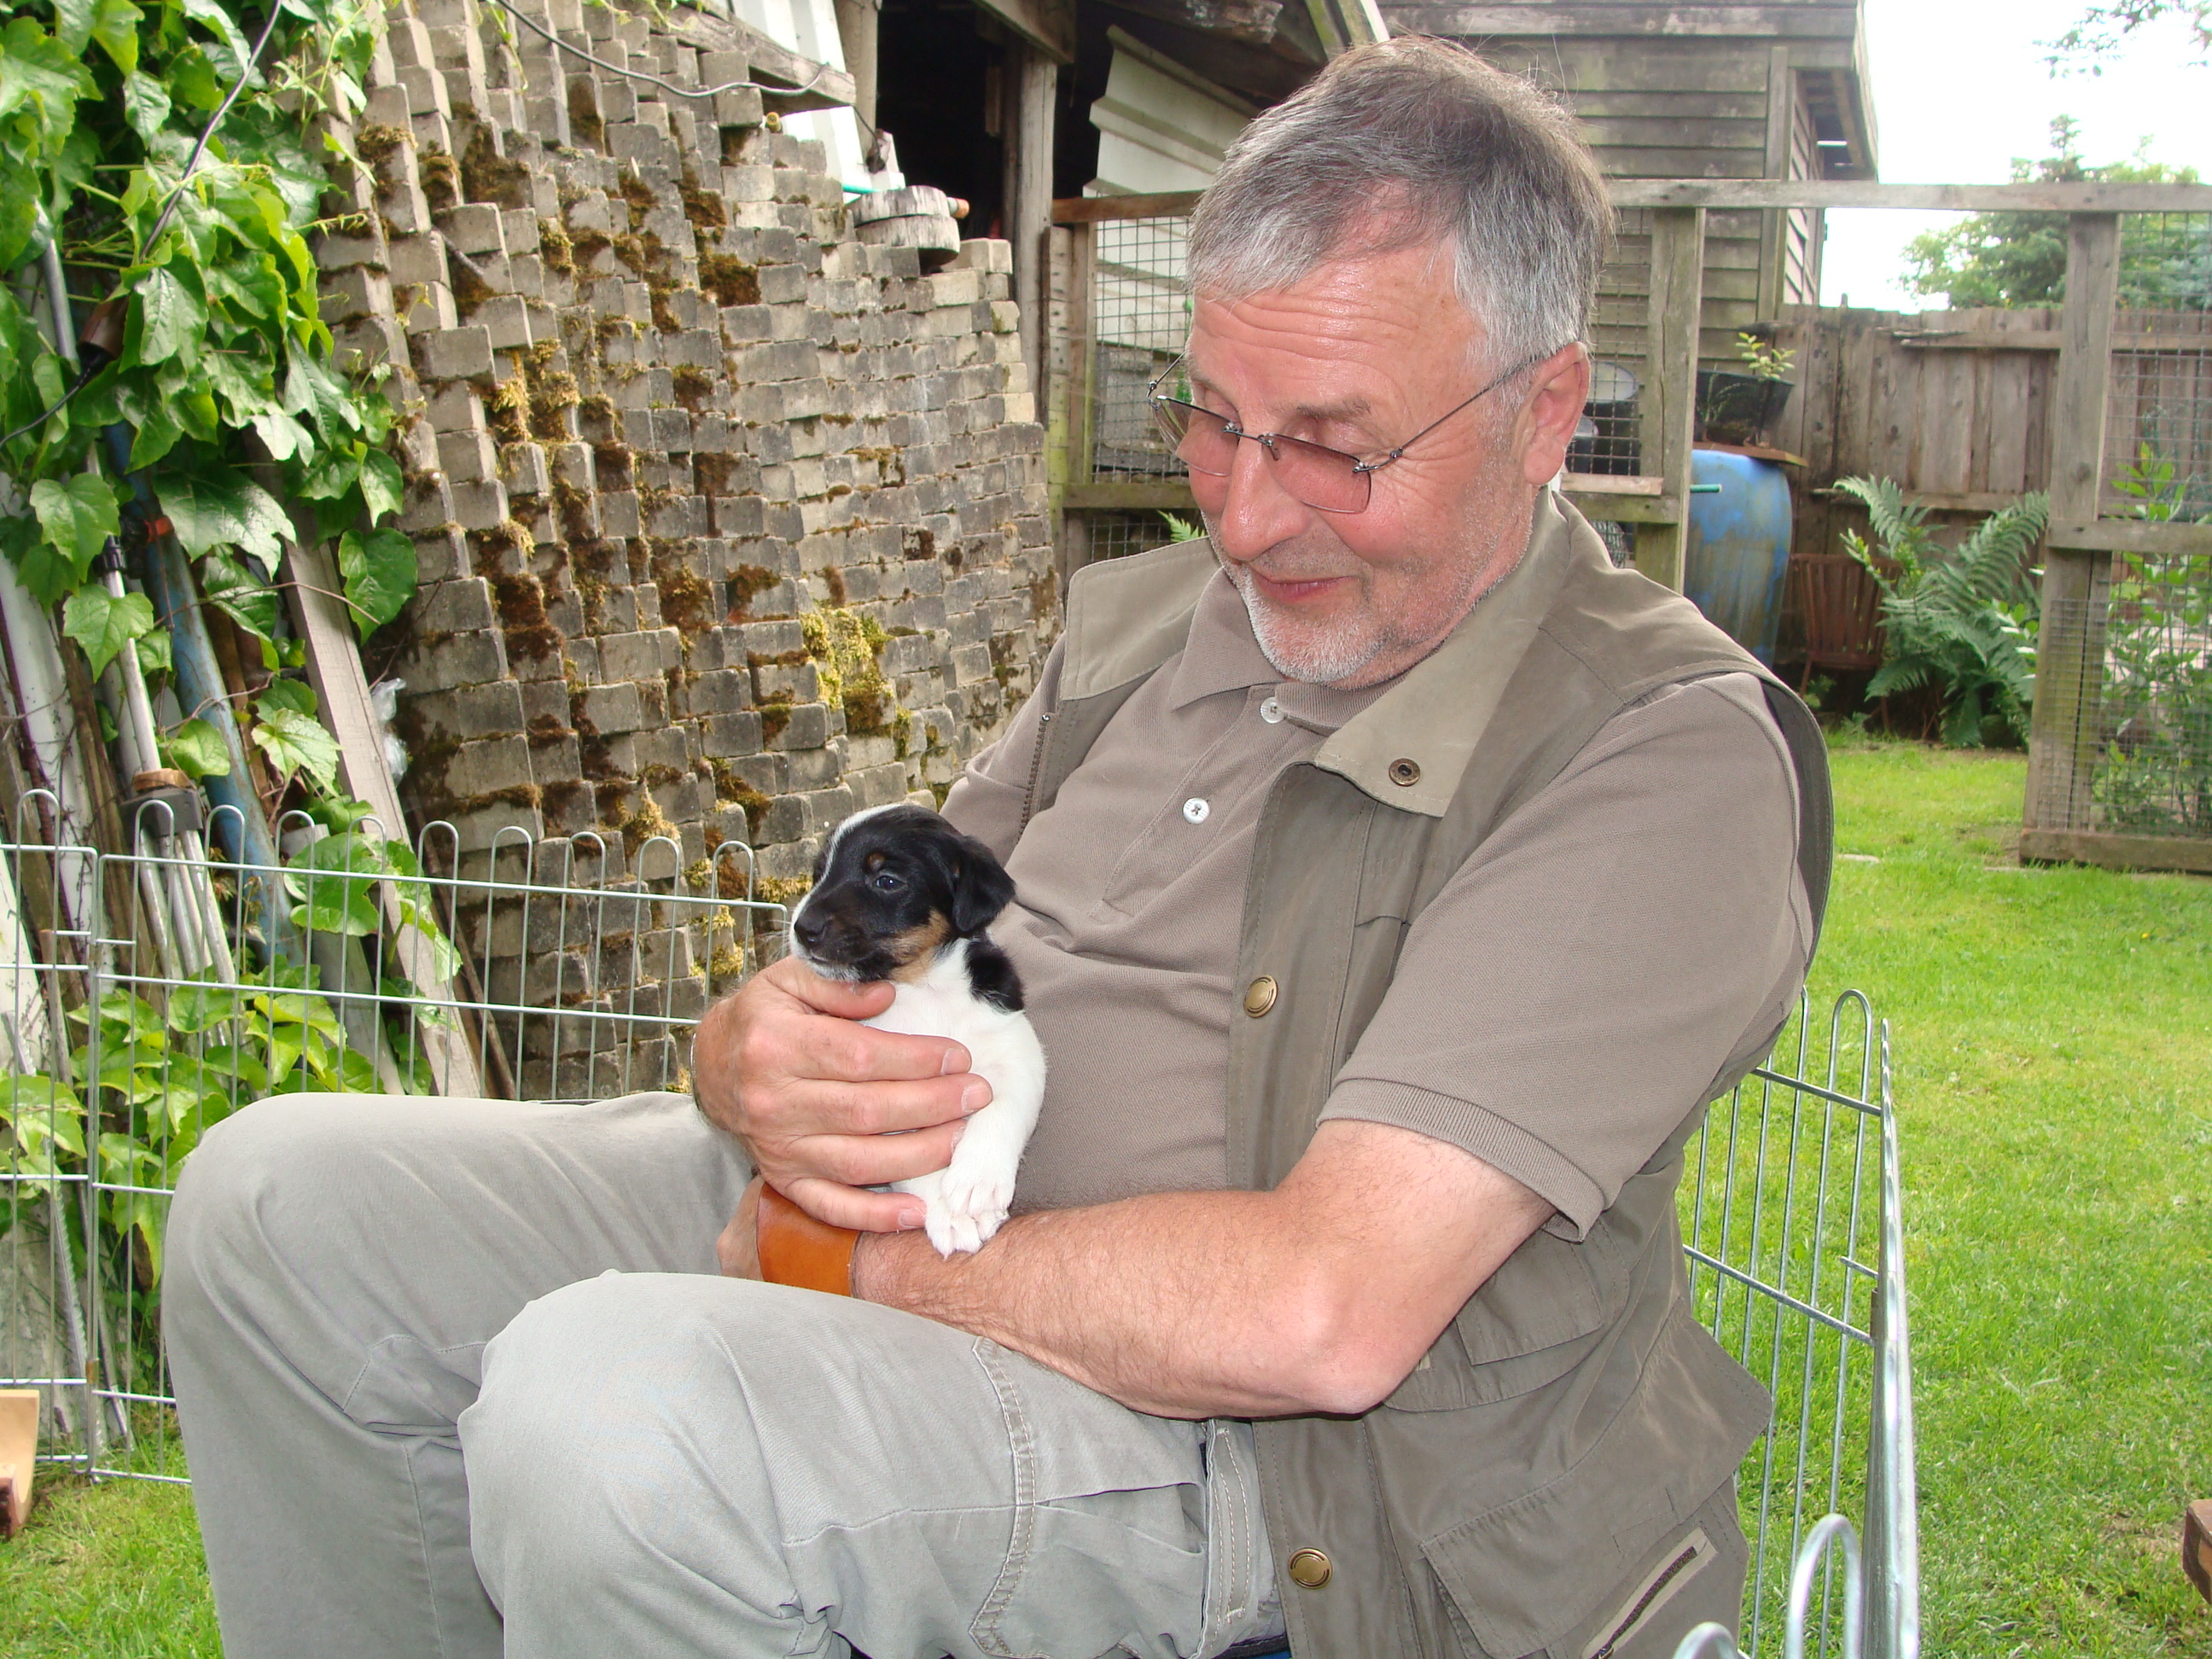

{"left": 1186, "top": 38, "right": 1611, "bottom": 374}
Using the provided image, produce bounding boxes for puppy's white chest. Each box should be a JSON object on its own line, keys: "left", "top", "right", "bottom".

{"left": 867, "top": 946, "right": 1047, "bottom": 1255}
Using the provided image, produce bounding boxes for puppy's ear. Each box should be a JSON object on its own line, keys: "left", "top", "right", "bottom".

{"left": 945, "top": 834, "right": 1017, "bottom": 936}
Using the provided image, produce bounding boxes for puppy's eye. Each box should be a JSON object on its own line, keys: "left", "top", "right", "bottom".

{"left": 870, "top": 871, "right": 905, "bottom": 892}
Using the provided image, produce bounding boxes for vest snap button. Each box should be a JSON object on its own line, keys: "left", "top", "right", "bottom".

{"left": 1388, "top": 758, "right": 1421, "bottom": 787}
{"left": 1287, "top": 1548, "right": 1332, "bottom": 1589}
{"left": 1243, "top": 975, "right": 1278, "bottom": 1017}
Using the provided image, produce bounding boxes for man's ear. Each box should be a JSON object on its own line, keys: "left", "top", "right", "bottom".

{"left": 1516, "top": 342, "right": 1591, "bottom": 486}
{"left": 946, "top": 836, "right": 1017, "bottom": 936}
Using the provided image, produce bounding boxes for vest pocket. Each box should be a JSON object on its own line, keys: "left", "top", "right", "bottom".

{"left": 1382, "top": 1202, "right": 1643, "bottom": 1412}
{"left": 1418, "top": 1304, "right": 1768, "bottom": 1659}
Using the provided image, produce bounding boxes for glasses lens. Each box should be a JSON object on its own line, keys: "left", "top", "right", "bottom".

{"left": 1154, "top": 398, "right": 1235, "bottom": 475}
{"left": 1271, "top": 434, "right": 1371, "bottom": 514}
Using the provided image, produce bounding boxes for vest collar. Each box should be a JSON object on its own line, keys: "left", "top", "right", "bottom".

{"left": 1310, "top": 490, "right": 1575, "bottom": 818}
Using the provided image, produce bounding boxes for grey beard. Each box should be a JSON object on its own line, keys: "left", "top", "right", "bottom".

{"left": 1223, "top": 559, "right": 1389, "bottom": 684}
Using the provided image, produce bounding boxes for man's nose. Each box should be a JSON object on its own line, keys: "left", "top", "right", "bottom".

{"left": 1204, "top": 434, "right": 1312, "bottom": 564}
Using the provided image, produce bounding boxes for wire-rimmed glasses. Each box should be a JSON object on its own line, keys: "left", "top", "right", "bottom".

{"left": 1147, "top": 351, "right": 1549, "bottom": 515}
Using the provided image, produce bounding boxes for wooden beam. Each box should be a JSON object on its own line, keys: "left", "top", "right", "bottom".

{"left": 2023, "top": 212, "right": 2121, "bottom": 841}
{"left": 1755, "top": 44, "right": 1790, "bottom": 323}
{"left": 2019, "top": 828, "right": 2212, "bottom": 876}
{"left": 1054, "top": 191, "right": 1203, "bottom": 224}
{"left": 1386, "top": 5, "right": 1860, "bottom": 38}
{"left": 1611, "top": 180, "right": 2212, "bottom": 212}
{"left": 1063, "top": 480, "right": 1196, "bottom": 510}
{"left": 972, "top": 0, "right": 1074, "bottom": 64}
{"left": 1894, "top": 331, "right": 2062, "bottom": 352}
{"left": 1056, "top": 180, "right": 2212, "bottom": 226}
{"left": 1002, "top": 41, "right": 1057, "bottom": 381}
{"left": 1635, "top": 206, "right": 1705, "bottom": 591}
{"left": 2048, "top": 519, "right": 2212, "bottom": 555}
{"left": 1562, "top": 471, "right": 1664, "bottom": 497}
{"left": 284, "top": 538, "right": 487, "bottom": 1097}
{"left": 1569, "top": 493, "right": 1682, "bottom": 525}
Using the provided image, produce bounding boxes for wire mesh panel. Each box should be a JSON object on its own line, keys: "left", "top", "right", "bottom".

{"left": 0, "top": 830, "right": 99, "bottom": 1476}
{"left": 2103, "top": 302, "right": 2212, "bottom": 522}
{"left": 1681, "top": 992, "right": 1914, "bottom": 1659}
{"left": 1090, "top": 215, "right": 1190, "bottom": 478}
{"left": 0, "top": 814, "right": 786, "bottom": 1483}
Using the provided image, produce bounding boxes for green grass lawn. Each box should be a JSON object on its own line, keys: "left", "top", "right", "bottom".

{"left": 1, "top": 736, "right": 2206, "bottom": 1657}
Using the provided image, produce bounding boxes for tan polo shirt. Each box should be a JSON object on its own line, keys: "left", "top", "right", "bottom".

{"left": 942, "top": 504, "right": 1810, "bottom": 1235}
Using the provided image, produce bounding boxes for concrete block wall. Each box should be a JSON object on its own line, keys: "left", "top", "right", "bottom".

{"left": 316, "top": 0, "right": 1057, "bottom": 922}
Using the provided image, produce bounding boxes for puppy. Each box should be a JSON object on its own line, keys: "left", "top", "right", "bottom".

{"left": 789, "top": 804, "right": 1046, "bottom": 1254}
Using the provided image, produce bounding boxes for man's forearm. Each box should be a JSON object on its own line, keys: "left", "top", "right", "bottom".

{"left": 852, "top": 1189, "right": 1353, "bottom": 1418}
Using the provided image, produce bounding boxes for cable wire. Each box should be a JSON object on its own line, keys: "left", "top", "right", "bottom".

{"left": 484, "top": 0, "right": 841, "bottom": 102}
{"left": 142, "top": 0, "right": 288, "bottom": 255}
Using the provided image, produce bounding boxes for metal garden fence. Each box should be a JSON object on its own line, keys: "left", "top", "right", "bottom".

{"left": 0, "top": 818, "right": 1914, "bottom": 1656}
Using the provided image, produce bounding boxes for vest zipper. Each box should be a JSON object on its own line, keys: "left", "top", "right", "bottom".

{"left": 1588, "top": 1538, "right": 1704, "bottom": 1659}
{"left": 1018, "top": 711, "right": 1053, "bottom": 831}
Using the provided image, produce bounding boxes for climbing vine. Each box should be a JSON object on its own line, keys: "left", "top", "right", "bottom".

{"left": 0, "top": 0, "right": 416, "bottom": 800}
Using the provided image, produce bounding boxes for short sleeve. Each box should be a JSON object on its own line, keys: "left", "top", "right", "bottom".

{"left": 1317, "top": 673, "right": 1812, "bottom": 1239}
{"left": 940, "top": 638, "right": 1064, "bottom": 862}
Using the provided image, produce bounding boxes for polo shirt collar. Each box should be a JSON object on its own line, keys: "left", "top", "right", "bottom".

{"left": 1311, "top": 489, "right": 1574, "bottom": 817}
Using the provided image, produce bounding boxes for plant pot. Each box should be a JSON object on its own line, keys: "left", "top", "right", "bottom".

{"left": 1696, "top": 370, "right": 1795, "bottom": 446}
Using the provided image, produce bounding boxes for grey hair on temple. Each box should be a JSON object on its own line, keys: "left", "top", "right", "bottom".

{"left": 1185, "top": 37, "right": 1613, "bottom": 375}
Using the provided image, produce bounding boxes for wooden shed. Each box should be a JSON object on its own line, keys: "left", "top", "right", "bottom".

{"left": 1381, "top": 0, "right": 1879, "bottom": 370}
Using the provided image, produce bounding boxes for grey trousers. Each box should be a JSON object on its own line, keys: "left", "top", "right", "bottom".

{"left": 164, "top": 1091, "right": 1283, "bottom": 1659}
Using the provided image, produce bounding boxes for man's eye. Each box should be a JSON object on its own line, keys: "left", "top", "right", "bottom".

{"left": 870, "top": 871, "right": 904, "bottom": 892}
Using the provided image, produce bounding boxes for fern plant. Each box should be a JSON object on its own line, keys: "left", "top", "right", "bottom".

{"left": 1838, "top": 477, "right": 2050, "bottom": 748}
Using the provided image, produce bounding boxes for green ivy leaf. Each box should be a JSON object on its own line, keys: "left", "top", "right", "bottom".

{"left": 90, "top": 0, "right": 142, "bottom": 73}
{"left": 162, "top": 717, "right": 233, "bottom": 780}
{"left": 357, "top": 447, "right": 403, "bottom": 521}
{"left": 251, "top": 408, "right": 313, "bottom": 462}
{"left": 62, "top": 585, "right": 157, "bottom": 678}
{"left": 0, "top": 168, "right": 39, "bottom": 272}
{"left": 122, "top": 70, "right": 169, "bottom": 143}
{"left": 136, "top": 265, "right": 206, "bottom": 368}
{"left": 52, "top": 0, "right": 96, "bottom": 56}
{"left": 252, "top": 703, "right": 341, "bottom": 794}
{"left": 125, "top": 396, "right": 182, "bottom": 469}
{"left": 338, "top": 527, "right": 416, "bottom": 637}
{"left": 27, "top": 474, "right": 119, "bottom": 597}
{"left": 136, "top": 626, "right": 172, "bottom": 678}
{"left": 198, "top": 548, "right": 280, "bottom": 638}
{"left": 164, "top": 473, "right": 291, "bottom": 573}
{"left": 256, "top": 678, "right": 316, "bottom": 719}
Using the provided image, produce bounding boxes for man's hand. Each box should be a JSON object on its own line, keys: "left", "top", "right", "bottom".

{"left": 692, "top": 957, "right": 994, "bottom": 1231}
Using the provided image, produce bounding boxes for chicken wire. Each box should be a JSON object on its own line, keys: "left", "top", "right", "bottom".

{"left": 0, "top": 805, "right": 789, "bottom": 1481}
{"left": 1090, "top": 215, "right": 1190, "bottom": 479}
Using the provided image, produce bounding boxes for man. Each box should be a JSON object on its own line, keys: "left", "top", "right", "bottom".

{"left": 166, "top": 36, "right": 1828, "bottom": 1659}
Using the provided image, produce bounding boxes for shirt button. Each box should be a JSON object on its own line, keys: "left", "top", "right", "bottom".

{"left": 1182, "top": 797, "right": 1210, "bottom": 824}
{"left": 1287, "top": 1548, "right": 1331, "bottom": 1589}
{"left": 1259, "top": 696, "right": 1284, "bottom": 724}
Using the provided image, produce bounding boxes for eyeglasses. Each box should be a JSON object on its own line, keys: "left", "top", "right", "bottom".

{"left": 1147, "top": 352, "right": 1547, "bottom": 515}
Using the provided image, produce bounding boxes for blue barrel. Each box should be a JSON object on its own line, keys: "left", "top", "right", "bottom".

{"left": 1684, "top": 449, "right": 1793, "bottom": 665}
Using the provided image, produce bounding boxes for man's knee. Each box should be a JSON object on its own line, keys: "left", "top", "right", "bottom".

{"left": 461, "top": 1274, "right": 795, "bottom": 1602}
{"left": 168, "top": 1094, "right": 387, "bottom": 1309}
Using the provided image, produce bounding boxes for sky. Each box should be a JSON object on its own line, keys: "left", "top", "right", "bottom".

{"left": 1819, "top": 0, "right": 2212, "bottom": 311}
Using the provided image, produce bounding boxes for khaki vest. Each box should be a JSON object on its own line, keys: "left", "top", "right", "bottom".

{"left": 1017, "top": 498, "right": 1832, "bottom": 1658}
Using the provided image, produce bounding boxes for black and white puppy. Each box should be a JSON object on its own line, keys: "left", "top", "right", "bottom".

{"left": 789, "top": 804, "right": 1046, "bottom": 1255}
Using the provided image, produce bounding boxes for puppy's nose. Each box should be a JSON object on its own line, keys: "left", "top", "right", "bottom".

{"left": 793, "top": 914, "right": 827, "bottom": 951}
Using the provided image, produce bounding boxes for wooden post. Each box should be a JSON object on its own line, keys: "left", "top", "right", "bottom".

{"left": 1756, "top": 46, "right": 1792, "bottom": 321}
{"left": 1001, "top": 40, "right": 1057, "bottom": 386}
{"left": 831, "top": 0, "right": 878, "bottom": 134}
{"left": 2023, "top": 212, "right": 2119, "bottom": 842}
{"left": 1635, "top": 206, "right": 1705, "bottom": 591}
{"left": 1058, "top": 218, "right": 1097, "bottom": 587}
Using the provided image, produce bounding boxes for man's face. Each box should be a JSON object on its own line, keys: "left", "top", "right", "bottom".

{"left": 1185, "top": 241, "right": 1588, "bottom": 689}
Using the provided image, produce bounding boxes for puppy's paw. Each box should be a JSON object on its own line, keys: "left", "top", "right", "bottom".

{"left": 925, "top": 1168, "right": 1013, "bottom": 1257}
